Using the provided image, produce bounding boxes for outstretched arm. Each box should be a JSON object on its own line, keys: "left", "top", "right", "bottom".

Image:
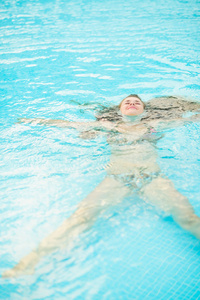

{"left": 2, "top": 177, "right": 130, "bottom": 278}
{"left": 147, "top": 114, "right": 200, "bottom": 132}
{"left": 18, "top": 117, "right": 118, "bottom": 132}
{"left": 18, "top": 118, "right": 99, "bottom": 130}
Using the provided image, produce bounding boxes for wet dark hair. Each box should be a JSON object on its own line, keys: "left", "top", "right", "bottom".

{"left": 142, "top": 96, "right": 200, "bottom": 121}
{"left": 96, "top": 105, "right": 122, "bottom": 122}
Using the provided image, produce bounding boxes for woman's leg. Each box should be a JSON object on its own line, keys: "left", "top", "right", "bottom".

{"left": 3, "top": 176, "right": 130, "bottom": 278}
{"left": 141, "top": 176, "right": 200, "bottom": 239}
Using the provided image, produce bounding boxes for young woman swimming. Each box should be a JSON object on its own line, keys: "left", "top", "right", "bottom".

{"left": 3, "top": 94, "right": 200, "bottom": 278}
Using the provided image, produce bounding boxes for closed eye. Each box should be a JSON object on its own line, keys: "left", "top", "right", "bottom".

{"left": 125, "top": 101, "right": 141, "bottom": 105}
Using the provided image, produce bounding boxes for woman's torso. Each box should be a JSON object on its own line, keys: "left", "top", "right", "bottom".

{"left": 106, "top": 122, "right": 160, "bottom": 175}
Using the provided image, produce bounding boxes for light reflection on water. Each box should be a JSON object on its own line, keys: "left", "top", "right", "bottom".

{"left": 0, "top": 0, "right": 200, "bottom": 299}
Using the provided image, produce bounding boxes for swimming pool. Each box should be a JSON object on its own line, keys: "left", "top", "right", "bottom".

{"left": 0, "top": 0, "right": 200, "bottom": 299}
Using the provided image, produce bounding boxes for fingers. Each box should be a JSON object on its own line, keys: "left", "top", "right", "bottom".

{"left": 16, "top": 118, "right": 32, "bottom": 124}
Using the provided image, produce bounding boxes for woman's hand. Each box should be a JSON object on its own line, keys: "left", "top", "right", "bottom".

{"left": 79, "top": 130, "right": 98, "bottom": 139}
{"left": 17, "top": 118, "right": 35, "bottom": 124}
{"left": 189, "top": 114, "right": 200, "bottom": 121}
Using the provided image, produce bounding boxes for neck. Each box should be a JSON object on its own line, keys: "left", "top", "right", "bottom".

{"left": 122, "top": 113, "right": 145, "bottom": 124}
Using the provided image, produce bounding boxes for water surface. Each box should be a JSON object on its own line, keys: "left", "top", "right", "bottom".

{"left": 0, "top": 0, "right": 200, "bottom": 299}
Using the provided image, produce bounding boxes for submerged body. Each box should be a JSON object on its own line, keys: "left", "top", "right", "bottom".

{"left": 104, "top": 119, "right": 200, "bottom": 234}
{"left": 2, "top": 95, "right": 200, "bottom": 278}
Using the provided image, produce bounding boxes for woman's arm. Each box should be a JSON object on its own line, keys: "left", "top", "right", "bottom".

{"left": 147, "top": 114, "right": 200, "bottom": 132}
{"left": 18, "top": 118, "right": 117, "bottom": 132}
{"left": 18, "top": 118, "right": 96, "bottom": 130}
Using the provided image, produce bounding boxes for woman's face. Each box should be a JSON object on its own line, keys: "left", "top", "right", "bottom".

{"left": 120, "top": 96, "right": 144, "bottom": 116}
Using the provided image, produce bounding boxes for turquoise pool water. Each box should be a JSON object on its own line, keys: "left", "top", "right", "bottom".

{"left": 0, "top": 0, "right": 200, "bottom": 299}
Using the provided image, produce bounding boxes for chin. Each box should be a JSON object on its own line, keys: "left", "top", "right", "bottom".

{"left": 127, "top": 110, "right": 143, "bottom": 116}
{"left": 126, "top": 112, "right": 139, "bottom": 116}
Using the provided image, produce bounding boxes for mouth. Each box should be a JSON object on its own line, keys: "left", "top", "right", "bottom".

{"left": 127, "top": 106, "right": 137, "bottom": 110}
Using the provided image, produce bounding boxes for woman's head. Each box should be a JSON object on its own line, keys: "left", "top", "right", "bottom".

{"left": 96, "top": 94, "right": 145, "bottom": 122}
{"left": 119, "top": 94, "right": 145, "bottom": 116}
